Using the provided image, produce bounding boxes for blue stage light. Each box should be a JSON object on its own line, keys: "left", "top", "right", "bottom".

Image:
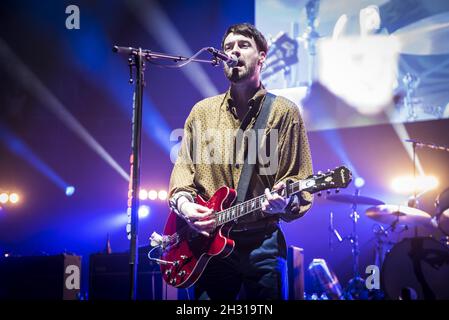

{"left": 354, "top": 177, "right": 365, "bottom": 188}
{"left": 65, "top": 186, "right": 75, "bottom": 196}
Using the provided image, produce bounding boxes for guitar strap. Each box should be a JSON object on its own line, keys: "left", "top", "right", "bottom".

{"left": 235, "top": 92, "right": 276, "bottom": 204}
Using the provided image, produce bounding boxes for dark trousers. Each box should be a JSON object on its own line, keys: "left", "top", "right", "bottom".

{"left": 194, "top": 225, "right": 288, "bottom": 300}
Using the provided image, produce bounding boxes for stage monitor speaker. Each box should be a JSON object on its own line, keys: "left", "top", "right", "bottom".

{"left": 0, "top": 254, "right": 82, "bottom": 300}
{"left": 287, "top": 245, "right": 304, "bottom": 300}
{"left": 89, "top": 249, "right": 167, "bottom": 300}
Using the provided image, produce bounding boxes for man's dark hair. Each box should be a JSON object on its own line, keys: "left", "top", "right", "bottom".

{"left": 221, "top": 23, "right": 268, "bottom": 53}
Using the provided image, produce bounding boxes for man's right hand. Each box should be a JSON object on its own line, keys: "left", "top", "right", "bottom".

{"left": 179, "top": 201, "right": 216, "bottom": 237}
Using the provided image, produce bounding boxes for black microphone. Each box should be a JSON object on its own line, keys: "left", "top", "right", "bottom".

{"left": 207, "top": 47, "right": 238, "bottom": 67}
{"left": 112, "top": 46, "right": 136, "bottom": 54}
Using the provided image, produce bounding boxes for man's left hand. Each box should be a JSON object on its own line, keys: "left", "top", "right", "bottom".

{"left": 261, "top": 182, "right": 290, "bottom": 214}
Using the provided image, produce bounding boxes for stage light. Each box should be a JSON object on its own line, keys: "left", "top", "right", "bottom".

{"left": 9, "top": 193, "right": 19, "bottom": 204}
{"left": 139, "top": 189, "right": 148, "bottom": 200}
{"left": 0, "top": 39, "right": 129, "bottom": 182}
{"left": 354, "top": 177, "right": 365, "bottom": 188}
{"left": 0, "top": 193, "right": 8, "bottom": 204}
{"left": 138, "top": 205, "right": 150, "bottom": 218}
{"left": 127, "top": 0, "right": 219, "bottom": 99}
{"left": 148, "top": 190, "right": 158, "bottom": 201}
{"left": 391, "top": 175, "right": 439, "bottom": 194}
{"left": 158, "top": 190, "right": 168, "bottom": 201}
{"left": 65, "top": 186, "right": 75, "bottom": 196}
{"left": 319, "top": 130, "right": 360, "bottom": 180}
{"left": 317, "top": 36, "right": 399, "bottom": 115}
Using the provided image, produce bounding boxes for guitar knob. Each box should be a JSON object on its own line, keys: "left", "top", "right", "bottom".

{"left": 336, "top": 188, "right": 340, "bottom": 193}
{"left": 169, "top": 278, "right": 177, "bottom": 285}
{"left": 173, "top": 260, "right": 179, "bottom": 267}
{"left": 317, "top": 192, "right": 322, "bottom": 197}
{"left": 326, "top": 190, "right": 331, "bottom": 195}
{"left": 165, "top": 269, "right": 172, "bottom": 276}
{"left": 178, "top": 270, "right": 186, "bottom": 277}
{"left": 180, "top": 255, "right": 188, "bottom": 260}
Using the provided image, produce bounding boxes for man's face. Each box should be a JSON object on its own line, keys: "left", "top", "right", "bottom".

{"left": 222, "top": 32, "right": 266, "bottom": 83}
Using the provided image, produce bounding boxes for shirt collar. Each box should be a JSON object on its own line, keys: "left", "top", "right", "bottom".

{"left": 225, "top": 84, "right": 267, "bottom": 115}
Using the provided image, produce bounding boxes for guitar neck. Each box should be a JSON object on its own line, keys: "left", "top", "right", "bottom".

{"left": 214, "top": 166, "right": 351, "bottom": 226}
{"left": 215, "top": 179, "right": 313, "bottom": 226}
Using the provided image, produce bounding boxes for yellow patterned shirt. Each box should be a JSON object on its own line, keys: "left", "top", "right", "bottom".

{"left": 169, "top": 86, "right": 313, "bottom": 225}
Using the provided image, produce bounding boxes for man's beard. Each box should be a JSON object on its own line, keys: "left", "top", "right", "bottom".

{"left": 224, "top": 60, "right": 258, "bottom": 83}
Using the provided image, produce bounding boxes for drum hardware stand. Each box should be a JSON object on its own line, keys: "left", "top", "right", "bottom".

{"left": 328, "top": 211, "right": 343, "bottom": 251}
{"left": 372, "top": 224, "right": 388, "bottom": 267}
{"left": 113, "top": 45, "right": 222, "bottom": 300}
{"left": 407, "top": 138, "right": 421, "bottom": 238}
{"left": 345, "top": 188, "right": 366, "bottom": 298}
{"left": 328, "top": 188, "right": 366, "bottom": 299}
{"left": 371, "top": 223, "right": 401, "bottom": 268}
{"left": 405, "top": 138, "right": 449, "bottom": 238}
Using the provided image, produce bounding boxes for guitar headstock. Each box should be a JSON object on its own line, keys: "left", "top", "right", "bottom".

{"left": 303, "top": 166, "right": 352, "bottom": 195}
{"left": 261, "top": 32, "right": 299, "bottom": 82}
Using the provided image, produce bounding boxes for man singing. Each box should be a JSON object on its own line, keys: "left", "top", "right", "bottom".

{"left": 168, "top": 23, "right": 313, "bottom": 300}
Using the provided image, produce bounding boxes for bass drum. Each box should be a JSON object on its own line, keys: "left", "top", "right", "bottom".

{"left": 381, "top": 237, "right": 449, "bottom": 300}
{"left": 436, "top": 188, "right": 449, "bottom": 236}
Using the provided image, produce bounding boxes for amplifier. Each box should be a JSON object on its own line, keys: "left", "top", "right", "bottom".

{"left": 0, "top": 254, "right": 82, "bottom": 300}
{"left": 89, "top": 250, "right": 166, "bottom": 300}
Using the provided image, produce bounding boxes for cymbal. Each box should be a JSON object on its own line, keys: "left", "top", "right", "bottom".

{"left": 326, "top": 194, "right": 384, "bottom": 205}
{"left": 365, "top": 204, "right": 432, "bottom": 227}
{"left": 392, "top": 12, "right": 449, "bottom": 55}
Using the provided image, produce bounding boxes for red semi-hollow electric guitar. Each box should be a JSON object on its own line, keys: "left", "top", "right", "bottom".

{"left": 151, "top": 166, "right": 352, "bottom": 288}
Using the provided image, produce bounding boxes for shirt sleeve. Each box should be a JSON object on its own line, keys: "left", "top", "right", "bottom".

{"left": 168, "top": 108, "right": 198, "bottom": 207}
{"left": 274, "top": 103, "right": 314, "bottom": 222}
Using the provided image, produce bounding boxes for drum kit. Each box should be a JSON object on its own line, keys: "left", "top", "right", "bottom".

{"left": 261, "top": 2, "right": 449, "bottom": 299}
{"left": 325, "top": 188, "right": 449, "bottom": 300}
{"left": 320, "top": 137, "right": 449, "bottom": 300}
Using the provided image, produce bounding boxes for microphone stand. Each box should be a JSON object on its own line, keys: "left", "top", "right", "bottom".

{"left": 303, "top": 0, "right": 320, "bottom": 92}
{"left": 405, "top": 138, "right": 449, "bottom": 238}
{"left": 113, "top": 45, "right": 219, "bottom": 300}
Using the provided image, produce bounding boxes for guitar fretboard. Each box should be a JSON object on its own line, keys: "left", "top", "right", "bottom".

{"left": 215, "top": 179, "right": 312, "bottom": 226}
